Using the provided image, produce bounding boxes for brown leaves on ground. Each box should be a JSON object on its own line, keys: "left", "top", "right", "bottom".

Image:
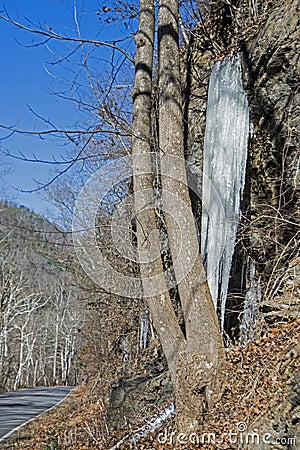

{"left": 195, "top": 320, "right": 300, "bottom": 449}
{"left": 1, "top": 320, "right": 299, "bottom": 449}
{"left": 144, "top": 319, "right": 300, "bottom": 450}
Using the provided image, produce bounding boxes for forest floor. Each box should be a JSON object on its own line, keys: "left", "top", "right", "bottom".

{"left": 0, "top": 319, "right": 299, "bottom": 450}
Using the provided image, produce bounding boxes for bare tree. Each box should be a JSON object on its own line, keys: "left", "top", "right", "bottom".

{"left": 132, "top": 0, "right": 226, "bottom": 430}
{"left": 158, "top": 0, "right": 226, "bottom": 430}
{"left": 0, "top": 206, "right": 83, "bottom": 391}
{"left": 132, "top": 0, "right": 183, "bottom": 380}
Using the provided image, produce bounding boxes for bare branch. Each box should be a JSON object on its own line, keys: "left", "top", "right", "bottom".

{"left": 0, "top": 123, "right": 129, "bottom": 138}
{"left": 0, "top": 12, "right": 135, "bottom": 63}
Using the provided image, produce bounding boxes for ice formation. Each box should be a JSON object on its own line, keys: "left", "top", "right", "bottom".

{"left": 109, "top": 403, "right": 176, "bottom": 449}
{"left": 139, "top": 309, "right": 149, "bottom": 349}
{"left": 240, "top": 259, "right": 262, "bottom": 344}
{"left": 201, "top": 55, "right": 249, "bottom": 330}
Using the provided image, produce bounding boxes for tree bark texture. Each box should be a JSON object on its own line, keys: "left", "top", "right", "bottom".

{"left": 158, "top": 0, "right": 226, "bottom": 430}
{"left": 132, "top": 0, "right": 184, "bottom": 381}
{"left": 132, "top": 0, "right": 227, "bottom": 431}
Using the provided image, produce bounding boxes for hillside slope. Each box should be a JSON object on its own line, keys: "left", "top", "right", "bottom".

{"left": 0, "top": 320, "right": 298, "bottom": 449}
{"left": 0, "top": 203, "right": 83, "bottom": 392}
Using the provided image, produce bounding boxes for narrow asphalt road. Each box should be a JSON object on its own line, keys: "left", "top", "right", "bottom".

{"left": 0, "top": 386, "right": 74, "bottom": 443}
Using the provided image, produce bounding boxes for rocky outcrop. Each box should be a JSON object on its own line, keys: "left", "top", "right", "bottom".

{"left": 261, "top": 257, "right": 300, "bottom": 324}
{"left": 106, "top": 349, "right": 173, "bottom": 433}
{"left": 245, "top": 0, "right": 299, "bottom": 273}
{"left": 243, "top": 0, "right": 299, "bottom": 329}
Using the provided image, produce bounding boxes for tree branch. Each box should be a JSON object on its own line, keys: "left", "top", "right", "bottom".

{"left": 0, "top": 12, "right": 135, "bottom": 63}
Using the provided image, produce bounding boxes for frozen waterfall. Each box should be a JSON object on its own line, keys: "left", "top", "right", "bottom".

{"left": 201, "top": 55, "right": 249, "bottom": 330}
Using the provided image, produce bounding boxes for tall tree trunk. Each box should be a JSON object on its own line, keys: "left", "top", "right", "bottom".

{"left": 158, "top": 0, "right": 226, "bottom": 430}
{"left": 53, "top": 313, "right": 59, "bottom": 384}
{"left": 133, "top": 0, "right": 226, "bottom": 432}
{"left": 14, "top": 326, "right": 25, "bottom": 390}
{"left": 132, "top": 0, "right": 184, "bottom": 381}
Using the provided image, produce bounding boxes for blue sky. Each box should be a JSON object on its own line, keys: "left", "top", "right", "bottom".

{"left": 0, "top": 0, "right": 135, "bottom": 218}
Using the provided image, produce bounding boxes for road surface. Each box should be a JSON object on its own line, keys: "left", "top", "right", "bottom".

{"left": 0, "top": 386, "right": 74, "bottom": 443}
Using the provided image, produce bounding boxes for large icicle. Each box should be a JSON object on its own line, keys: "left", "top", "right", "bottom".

{"left": 201, "top": 55, "right": 249, "bottom": 330}
{"left": 240, "top": 258, "right": 261, "bottom": 345}
{"left": 139, "top": 309, "right": 149, "bottom": 349}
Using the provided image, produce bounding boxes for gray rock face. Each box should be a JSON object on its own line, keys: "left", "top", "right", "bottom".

{"left": 244, "top": 0, "right": 299, "bottom": 322}
{"left": 246, "top": 0, "right": 299, "bottom": 221}
{"left": 106, "top": 350, "right": 173, "bottom": 433}
{"left": 261, "top": 257, "right": 300, "bottom": 324}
